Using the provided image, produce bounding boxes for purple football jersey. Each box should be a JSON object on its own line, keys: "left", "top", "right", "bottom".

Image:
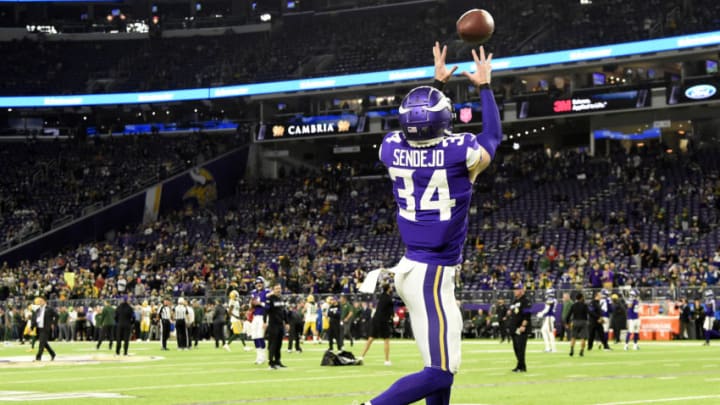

{"left": 251, "top": 288, "right": 269, "bottom": 316}
{"left": 627, "top": 298, "right": 639, "bottom": 320}
{"left": 705, "top": 297, "right": 716, "bottom": 317}
{"left": 380, "top": 131, "right": 481, "bottom": 265}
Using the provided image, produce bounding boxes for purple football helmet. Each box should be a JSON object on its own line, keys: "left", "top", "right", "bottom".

{"left": 398, "top": 86, "right": 453, "bottom": 144}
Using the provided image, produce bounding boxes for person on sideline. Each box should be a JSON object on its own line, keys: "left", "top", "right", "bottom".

{"left": 157, "top": 297, "right": 173, "bottom": 351}
{"left": 358, "top": 284, "right": 395, "bottom": 366}
{"left": 509, "top": 282, "right": 531, "bottom": 371}
{"left": 265, "top": 283, "right": 288, "bottom": 369}
{"left": 115, "top": 296, "right": 135, "bottom": 356}
{"left": 249, "top": 277, "right": 270, "bottom": 364}
{"left": 538, "top": 288, "right": 557, "bottom": 353}
{"left": 32, "top": 297, "right": 57, "bottom": 361}
{"left": 211, "top": 299, "right": 227, "bottom": 349}
{"left": 565, "top": 292, "right": 589, "bottom": 357}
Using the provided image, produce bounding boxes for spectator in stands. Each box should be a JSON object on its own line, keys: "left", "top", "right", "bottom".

{"left": 473, "top": 309, "right": 490, "bottom": 338}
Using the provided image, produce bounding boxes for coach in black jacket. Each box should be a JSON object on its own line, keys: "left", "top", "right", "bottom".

{"left": 588, "top": 292, "right": 610, "bottom": 351}
{"left": 115, "top": 296, "right": 135, "bottom": 356}
{"left": 265, "top": 283, "right": 288, "bottom": 369}
{"left": 32, "top": 297, "right": 58, "bottom": 361}
{"left": 509, "top": 282, "right": 531, "bottom": 372}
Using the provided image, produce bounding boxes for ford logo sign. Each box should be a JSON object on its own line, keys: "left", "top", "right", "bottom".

{"left": 685, "top": 84, "right": 717, "bottom": 100}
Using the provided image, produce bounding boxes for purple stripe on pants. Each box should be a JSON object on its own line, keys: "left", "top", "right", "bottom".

{"left": 423, "top": 264, "right": 446, "bottom": 370}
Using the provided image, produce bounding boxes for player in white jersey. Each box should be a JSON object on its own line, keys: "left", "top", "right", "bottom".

{"left": 538, "top": 288, "right": 557, "bottom": 352}
{"left": 303, "top": 295, "right": 319, "bottom": 343}
{"left": 140, "top": 301, "right": 152, "bottom": 341}
{"left": 224, "top": 290, "right": 243, "bottom": 351}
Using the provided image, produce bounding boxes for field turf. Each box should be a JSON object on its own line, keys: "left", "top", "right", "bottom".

{"left": 1, "top": 338, "right": 718, "bottom": 404}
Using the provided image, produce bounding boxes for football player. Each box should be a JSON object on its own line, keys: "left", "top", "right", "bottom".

{"left": 302, "top": 295, "right": 319, "bottom": 343}
{"left": 599, "top": 289, "right": 613, "bottom": 350}
{"left": 140, "top": 300, "right": 151, "bottom": 342}
{"left": 359, "top": 41, "right": 501, "bottom": 405}
{"left": 224, "top": 290, "right": 245, "bottom": 351}
{"left": 250, "top": 277, "right": 269, "bottom": 364}
{"left": 703, "top": 289, "right": 719, "bottom": 345}
{"left": 538, "top": 288, "right": 557, "bottom": 352}
{"left": 624, "top": 289, "right": 640, "bottom": 350}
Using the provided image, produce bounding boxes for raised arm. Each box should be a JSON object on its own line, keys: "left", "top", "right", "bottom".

{"left": 462, "top": 46, "right": 502, "bottom": 181}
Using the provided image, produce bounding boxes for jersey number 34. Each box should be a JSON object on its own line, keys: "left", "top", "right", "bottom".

{"left": 389, "top": 168, "right": 456, "bottom": 222}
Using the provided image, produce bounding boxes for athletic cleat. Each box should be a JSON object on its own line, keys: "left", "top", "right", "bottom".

{"left": 624, "top": 344, "right": 629, "bottom": 351}
{"left": 223, "top": 344, "right": 231, "bottom": 352}
{"left": 384, "top": 361, "right": 392, "bottom": 366}
{"left": 634, "top": 344, "right": 639, "bottom": 351}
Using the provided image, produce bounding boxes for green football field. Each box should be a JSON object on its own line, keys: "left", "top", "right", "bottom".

{"left": 1, "top": 338, "right": 719, "bottom": 405}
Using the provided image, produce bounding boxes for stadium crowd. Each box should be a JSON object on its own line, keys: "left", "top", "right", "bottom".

{"left": 1, "top": 141, "right": 720, "bottom": 311}
{"left": 0, "top": 133, "right": 242, "bottom": 248}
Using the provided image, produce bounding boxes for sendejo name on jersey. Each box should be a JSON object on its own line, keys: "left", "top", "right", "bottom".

{"left": 392, "top": 149, "right": 445, "bottom": 167}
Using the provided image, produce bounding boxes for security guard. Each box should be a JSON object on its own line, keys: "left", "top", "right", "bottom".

{"left": 509, "top": 281, "right": 531, "bottom": 372}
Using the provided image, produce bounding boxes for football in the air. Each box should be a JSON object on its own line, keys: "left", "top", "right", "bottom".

{"left": 456, "top": 8, "right": 495, "bottom": 44}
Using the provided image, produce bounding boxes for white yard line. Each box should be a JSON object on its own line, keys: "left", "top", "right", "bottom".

{"left": 95, "top": 372, "right": 398, "bottom": 393}
{"left": 595, "top": 395, "right": 720, "bottom": 405}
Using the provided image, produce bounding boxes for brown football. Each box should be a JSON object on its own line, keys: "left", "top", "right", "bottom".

{"left": 456, "top": 8, "right": 495, "bottom": 44}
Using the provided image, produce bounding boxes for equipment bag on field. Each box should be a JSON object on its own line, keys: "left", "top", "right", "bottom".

{"left": 321, "top": 350, "right": 361, "bottom": 366}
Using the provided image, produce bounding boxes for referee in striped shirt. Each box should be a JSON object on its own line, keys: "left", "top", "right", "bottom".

{"left": 158, "top": 297, "right": 173, "bottom": 351}
{"left": 175, "top": 298, "right": 190, "bottom": 350}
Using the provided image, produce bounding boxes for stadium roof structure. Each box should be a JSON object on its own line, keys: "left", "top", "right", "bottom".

{"left": 1, "top": 29, "right": 719, "bottom": 108}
